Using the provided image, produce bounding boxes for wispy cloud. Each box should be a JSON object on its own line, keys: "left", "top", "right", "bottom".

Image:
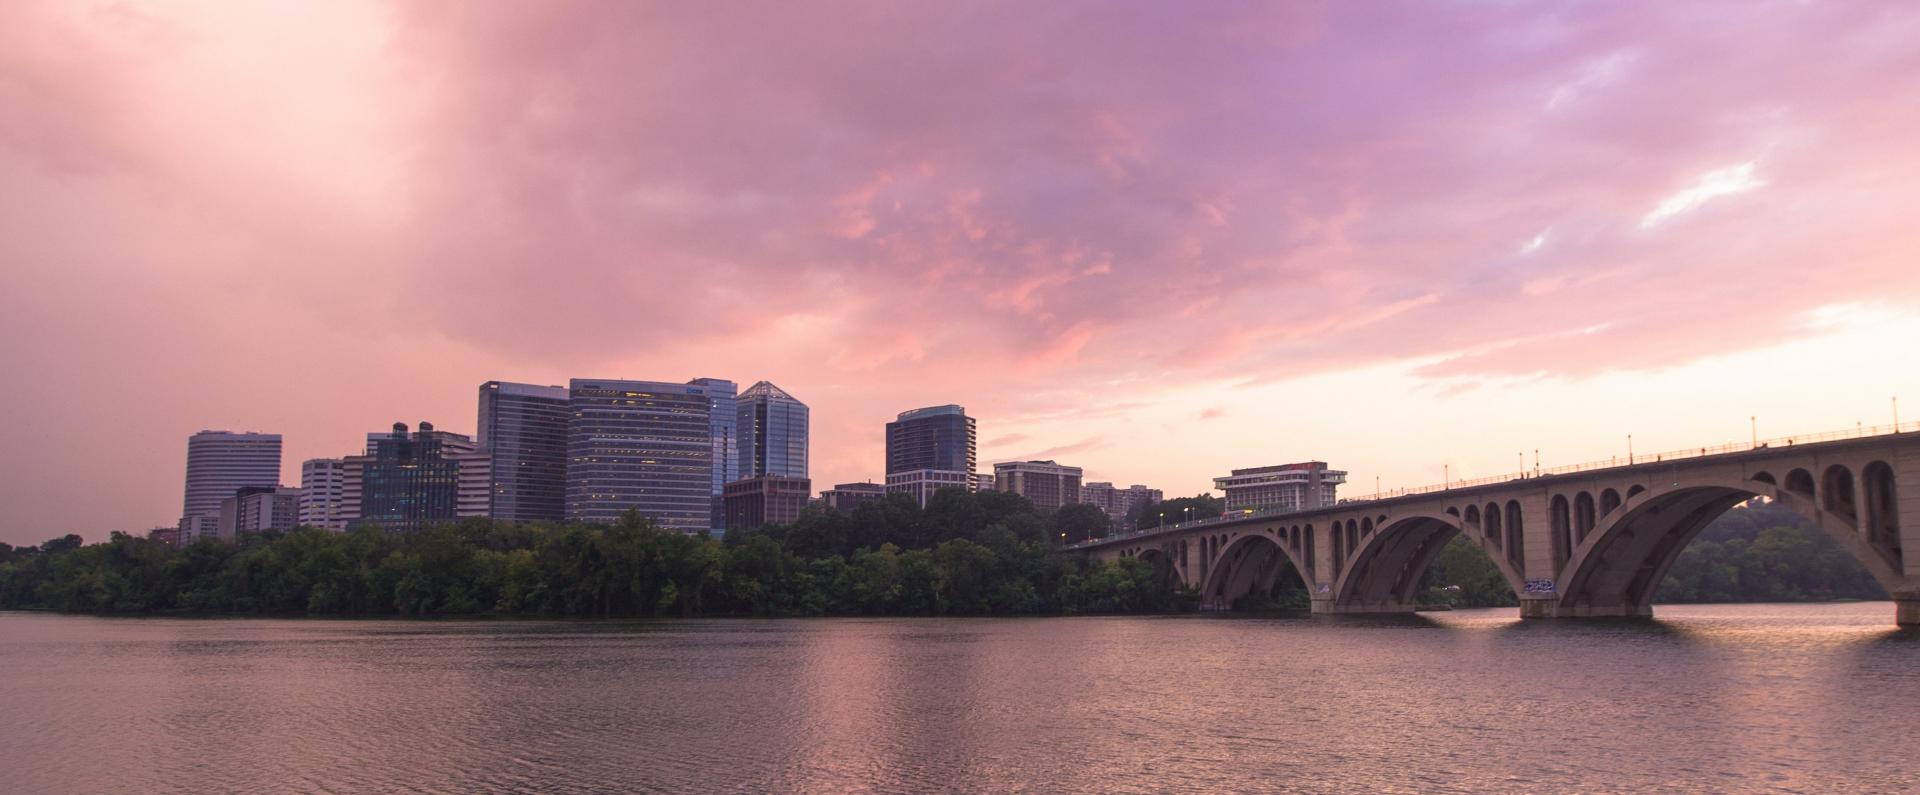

{"left": 1640, "top": 162, "right": 1766, "bottom": 228}
{"left": 1517, "top": 229, "right": 1551, "bottom": 256}
{"left": 1546, "top": 49, "right": 1639, "bottom": 111}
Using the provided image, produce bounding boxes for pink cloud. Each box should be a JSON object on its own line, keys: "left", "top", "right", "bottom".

{"left": 3, "top": 0, "right": 1920, "bottom": 542}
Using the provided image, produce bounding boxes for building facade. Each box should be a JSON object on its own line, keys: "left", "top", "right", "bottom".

{"left": 299, "top": 458, "right": 348, "bottom": 530}
{"left": 689, "top": 377, "right": 739, "bottom": 531}
{"left": 178, "top": 513, "right": 221, "bottom": 544}
{"left": 993, "top": 460, "right": 1084, "bottom": 513}
{"left": 885, "top": 405, "right": 976, "bottom": 485}
{"left": 1081, "top": 482, "right": 1163, "bottom": 530}
{"left": 820, "top": 482, "right": 887, "bottom": 513}
{"left": 1213, "top": 462, "right": 1346, "bottom": 513}
{"left": 566, "top": 378, "right": 732, "bottom": 533}
{"left": 974, "top": 472, "right": 996, "bottom": 493}
{"left": 342, "top": 422, "right": 478, "bottom": 532}
{"left": 885, "top": 469, "right": 972, "bottom": 508}
{"left": 218, "top": 485, "right": 302, "bottom": 539}
{"left": 180, "top": 430, "right": 282, "bottom": 529}
{"left": 736, "top": 381, "right": 808, "bottom": 479}
{"left": 477, "top": 381, "right": 571, "bottom": 523}
{"left": 723, "top": 475, "right": 812, "bottom": 530}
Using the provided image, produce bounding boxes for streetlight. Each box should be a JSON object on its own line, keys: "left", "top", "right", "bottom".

{"left": 1158, "top": 511, "right": 1165, "bottom": 528}
{"left": 1750, "top": 416, "right": 1757, "bottom": 448}
{"left": 1628, "top": 434, "right": 1634, "bottom": 465}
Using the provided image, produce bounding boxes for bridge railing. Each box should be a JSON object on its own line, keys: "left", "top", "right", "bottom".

{"left": 1337, "top": 420, "right": 1918, "bottom": 503}
{"left": 1066, "top": 420, "right": 1918, "bottom": 550}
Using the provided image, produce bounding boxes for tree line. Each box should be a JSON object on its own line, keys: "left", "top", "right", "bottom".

{"left": 0, "top": 489, "right": 1193, "bottom": 618}
{"left": 0, "top": 491, "right": 1883, "bottom": 619}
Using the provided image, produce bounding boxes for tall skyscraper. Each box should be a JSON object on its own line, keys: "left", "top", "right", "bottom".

{"left": 689, "top": 377, "right": 738, "bottom": 530}
{"left": 299, "top": 458, "right": 348, "bottom": 530}
{"left": 886, "top": 405, "right": 976, "bottom": 477}
{"left": 477, "top": 381, "right": 571, "bottom": 523}
{"left": 180, "top": 430, "right": 282, "bottom": 528}
{"left": 342, "top": 422, "right": 480, "bottom": 532}
{"left": 994, "top": 460, "right": 1084, "bottom": 513}
{"left": 567, "top": 378, "right": 732, "bottom": 533}
{"left": 736, "top": 381, "right": 809, "bottom": 479}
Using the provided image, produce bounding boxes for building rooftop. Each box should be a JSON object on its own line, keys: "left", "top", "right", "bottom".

{"left": 895, "top": 404, "right": 967, "bottom": 421}
{"left": 739, "top": 380, "right": 801, "bottom": 402}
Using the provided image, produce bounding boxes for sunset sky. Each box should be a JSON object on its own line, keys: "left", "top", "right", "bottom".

{"left": 3, "top": 1, "right": 1919, "bottom": 545}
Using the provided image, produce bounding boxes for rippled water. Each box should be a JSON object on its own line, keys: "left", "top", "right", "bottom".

{"left": 2, "top": 604, "right": 1916, "bottom": 793}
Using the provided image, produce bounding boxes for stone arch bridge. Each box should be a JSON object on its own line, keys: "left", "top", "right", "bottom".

{"left": 1074, "top": 428, "right": 1920, "bottom": 625}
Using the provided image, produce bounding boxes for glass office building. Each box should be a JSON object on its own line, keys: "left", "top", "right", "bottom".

{"left": 885, "top": 405, "right": 976, "bottom": 478}
{"left": 347, "top": 422, "right": 474, "bottom": 532}
{"left": 736, "top": 381, "right": 809, "bottom": 479}
{"left": 567, "top": 378, "right": 734, "bottom": 533}
{"left": 477, "top": 381, "right": 571, "bottom": 523}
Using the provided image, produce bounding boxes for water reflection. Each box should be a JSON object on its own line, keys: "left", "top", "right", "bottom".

{"left": 1, "top": 604, "right": 1914, "bottom": 793}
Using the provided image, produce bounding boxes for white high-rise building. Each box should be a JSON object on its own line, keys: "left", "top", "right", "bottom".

{"left": 180, "top": 430, "right": 282, "bottom": 529}
{"left": 299, "top": 458, "right": 349, "bottom": 531}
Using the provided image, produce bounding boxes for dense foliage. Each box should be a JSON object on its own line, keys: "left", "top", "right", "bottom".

{"left": 0, "top": 490, "right": 1195, "bottom": 618}
{"left": 0, "top": 494, "right": 1882, "bottom": 619}
{"left": 1656, "top": 500, "right": 1886, "bottom": 603}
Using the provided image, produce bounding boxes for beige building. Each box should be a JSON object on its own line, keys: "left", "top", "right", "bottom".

{"left": 1213, "top": 462, "right": 1345, "bottom": 513}
{"left": 994, "top": 460, "right": 1083, "bottom": 513}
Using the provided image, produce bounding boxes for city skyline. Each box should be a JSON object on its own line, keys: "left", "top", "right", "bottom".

{"left": 5, "top": 1, "right": 1920, "bottom": 545}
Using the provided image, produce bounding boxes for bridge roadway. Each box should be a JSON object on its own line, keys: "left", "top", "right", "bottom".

{"left": 1071, "top": 424, "right": 1920, "bottom": 625}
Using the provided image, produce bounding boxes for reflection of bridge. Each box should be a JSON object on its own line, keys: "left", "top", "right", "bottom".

{"left": 1073, "top": 424, "right": 1920, "bottom": 625}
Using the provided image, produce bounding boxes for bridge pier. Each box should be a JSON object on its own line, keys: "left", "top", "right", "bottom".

{"left": 1898, "top": 595, "right": 1920, "bottom": 627}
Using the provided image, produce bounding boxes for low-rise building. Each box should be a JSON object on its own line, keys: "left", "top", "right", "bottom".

{"left": 1213, "top": 462, "right": 1346, "bottom": 513}
{"left": 885, "top": 469, "right": 971, "bottom": 508}
{"left": 724, "top": 475, "right": 812, "bottom": 530}
{"left": 217, "top": 485, "right": 302, "bottom": 539}
{"left": 993, "top": 460, "right": 1083, "bottom": 513}
{"left": 1082, "top": 482, "right": 1164, "bottom": 530}
{"left": 820, "top": 482, "right": 887, "bottom": 513}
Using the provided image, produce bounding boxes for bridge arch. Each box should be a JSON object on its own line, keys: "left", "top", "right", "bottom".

{"left": 1552, "top": 470, "right": 1903, "bottom": 618}
{"left": 1197, "top": 530, "right": 1312, "bottom": 610}
{"left": 1129, "top": 545, "right": 1188, "bottom": 590}
{"left": 1330, "top": 511, "right": 1526, "bottom": 613}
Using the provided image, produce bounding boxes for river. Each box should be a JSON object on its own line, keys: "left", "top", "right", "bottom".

{"left": 2, "top": 603, "right": 1916, "bottom": 793}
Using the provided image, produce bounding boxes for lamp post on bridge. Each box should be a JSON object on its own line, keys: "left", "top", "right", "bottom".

{"left": 1628, "top": 434, "right": 1634, "bottom": 465}
{"left": 1751, "top": 416, "right": 1757, "bottom": 448}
